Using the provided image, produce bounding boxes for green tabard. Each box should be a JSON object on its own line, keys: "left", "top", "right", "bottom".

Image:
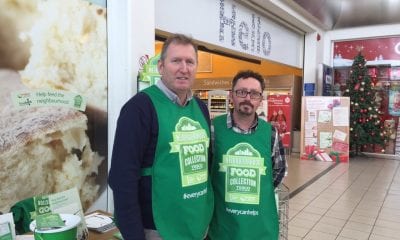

{"left": 209, "top": 114, "right": 279, "bottom": 240}
{"left": 142, "top": 86, "right": 214, "bottom": 240}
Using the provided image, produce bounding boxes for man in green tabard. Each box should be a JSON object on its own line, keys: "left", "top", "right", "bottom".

{"left": 208, "top": 70, "right": 286, "bottom": 240}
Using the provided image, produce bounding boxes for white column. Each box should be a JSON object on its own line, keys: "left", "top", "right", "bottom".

{"left": 303, "top": 28, "right": 329, "bottom": 96}
{"left": 106, "top": 0, "right": 155, "bottom": 212}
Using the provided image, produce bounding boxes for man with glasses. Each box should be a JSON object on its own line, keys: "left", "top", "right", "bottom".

{"left": 208, "top": 70, "right": 286, "bottom": 240}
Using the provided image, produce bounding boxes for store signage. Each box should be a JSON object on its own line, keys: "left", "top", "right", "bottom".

{"left": 219, "top": 0, "right": 271, "bottom": 57}
{"left": 193, "top": 78, "right": 232, "bottom": 90}
{"left": 333, "top": 37, "right": 400, "bottom": 67}
{"left": 155, "top": 0, "right": 302, "bottom": 67}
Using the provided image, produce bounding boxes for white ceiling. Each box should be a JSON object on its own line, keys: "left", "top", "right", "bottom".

{"left": 292, "top": 0, "right": 400, "bottom": 30}
{"left": 236, "top": 0, "right": 400, "bottom": 32}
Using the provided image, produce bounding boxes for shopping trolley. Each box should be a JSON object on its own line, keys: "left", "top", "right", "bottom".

{"left": 276, "top": 148, "right": 290, "bottom": 240}
{"left": 276, "top": 183, "right": 289, "bottom": 240}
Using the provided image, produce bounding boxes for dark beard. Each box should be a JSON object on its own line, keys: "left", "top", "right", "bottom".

{"left": 238, "top": 101, "right": 254, "bottom": 116}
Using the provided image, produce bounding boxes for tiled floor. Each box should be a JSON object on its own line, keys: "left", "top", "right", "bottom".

{"left": 283, "top": 153, "right": 337, "bottom": 197}
{"left": 283, "top": 155, "right": 400, "bottom": 240}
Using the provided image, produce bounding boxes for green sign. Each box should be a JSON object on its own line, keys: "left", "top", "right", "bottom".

{"left": 34, "top": 196, "right": 52, "bottom": 215}
{"left": 139, "top": 54, "right": 161, "bottom": 85}
{"left": 170, "top": 117, "right": 210, "bottom": 187}
{"left": 12, "top": 89, "right": 87, "bottom": 111}
{"left": 35, "top": 213, "right": 65, "bottom": 230}
{"left": 219, "top": 143, "right": 266, "bottom": 205}
{"left": 0, "top": 222, "right": 12, "bottom": 240}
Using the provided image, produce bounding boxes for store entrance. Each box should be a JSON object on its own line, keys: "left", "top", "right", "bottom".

{"left": 152, "top": 37, "right": 303, "bottom": 152}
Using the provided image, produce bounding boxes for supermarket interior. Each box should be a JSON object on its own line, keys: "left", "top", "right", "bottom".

{"left": 1, "top": 0, "right": 400, "bottom": 239}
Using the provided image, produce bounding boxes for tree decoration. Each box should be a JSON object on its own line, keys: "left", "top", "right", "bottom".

{"left": 343, "top": 52, "right": 387, "bottom": 156}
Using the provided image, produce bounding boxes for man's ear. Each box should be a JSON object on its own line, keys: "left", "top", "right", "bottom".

{"left": 229, "top": 90, "right": 233, "bottom": 102}
{"left": 157, "top": 59, "right": 163, "bottom": 75}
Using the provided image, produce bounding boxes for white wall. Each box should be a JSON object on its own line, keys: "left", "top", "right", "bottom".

{"left": 304, "top": 33, "right": 318, "bottom": 84}
{"left": 106, "top": 0, "right": 155, "bottom": 213}
{"left": 252, "top": 0, "right": 326, "bottom": 93}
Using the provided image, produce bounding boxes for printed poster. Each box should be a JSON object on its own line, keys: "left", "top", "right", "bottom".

{"left": 332, "top": 107, "right": 350, "bottom": 126}
{"left": 267, "top": 94, "right": 292, "bottom": 148}
{"left": 0, "top": 0, "right": 108, "bottom": 213}
{"left": 389, "top": 87, "right": 400, "bottom": 116}
{"left": 333, "top": 37, "right": 400, "bottom": 67}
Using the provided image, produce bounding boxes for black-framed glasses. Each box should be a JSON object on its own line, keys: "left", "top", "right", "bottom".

{"left": 234, "top": 89, "right": 263, "bottom": 100}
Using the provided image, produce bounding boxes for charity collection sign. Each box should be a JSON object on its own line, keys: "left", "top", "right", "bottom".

{"left": 170, "top": 117, "right": 210, "bottom": 187}
{"left": 219, "top": 143, "right": 266, "bottom": 205}
{"left": 12, "top": 89, "right": 87, "bottom": 111}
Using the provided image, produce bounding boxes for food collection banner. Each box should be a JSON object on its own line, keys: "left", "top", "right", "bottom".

{"left": 0, "top": 0, "right": 107, "bottom": 213}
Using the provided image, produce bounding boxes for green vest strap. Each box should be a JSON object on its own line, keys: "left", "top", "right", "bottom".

{"left": 141, "top": 167, "right": 152, "bottom": 176}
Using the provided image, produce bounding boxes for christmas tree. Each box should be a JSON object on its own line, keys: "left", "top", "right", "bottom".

{"left": 343, "top": 52, "right": 387, "bottom": 156}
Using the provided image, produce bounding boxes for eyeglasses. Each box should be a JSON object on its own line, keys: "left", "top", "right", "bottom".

{"left": 234, "top": 89, "right": 263, "bottom": 100}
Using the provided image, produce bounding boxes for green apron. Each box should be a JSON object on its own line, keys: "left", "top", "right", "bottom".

{"left": 209, "top": 115, "right": 279, "bottom": 240}
{"left": 142, "top": 86, "right": 214, "bottom": 240}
